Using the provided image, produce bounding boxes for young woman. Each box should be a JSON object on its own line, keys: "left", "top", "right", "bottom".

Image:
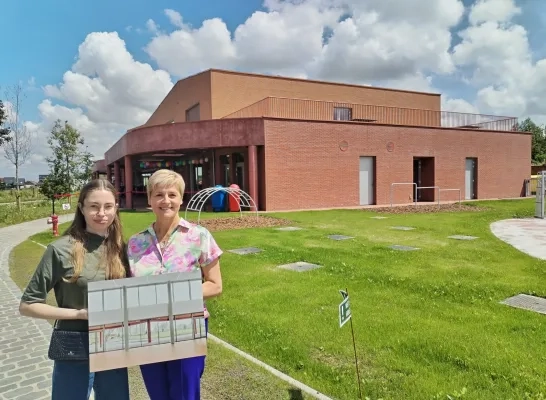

{"left": 126, "top": 169, "right": 223, "bottom": 400}
{"left": 19, "top": 179, "right": 130, "bottom": 400}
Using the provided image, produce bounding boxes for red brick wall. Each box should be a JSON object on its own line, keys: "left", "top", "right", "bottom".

{"left": 211, "top": 69, "right": 440, "bottom": 119}
{"left": 263, "top": 119, "right": 531, "bottom": 211}
{"left": 223, "top": 97, "right": 442, "bottom": 127}
{"left": 145, "top": 70, "right": 212, "bottom": 126}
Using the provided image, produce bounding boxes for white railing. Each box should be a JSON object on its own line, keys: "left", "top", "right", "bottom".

{"left": 438, "top": 188, "right": 461, "bottom": 204}
{"left": 390, "top": 183, "right": 417, "bottom": 207}
{"left": 416, "top": 186, "right": 440, "bottom": 205}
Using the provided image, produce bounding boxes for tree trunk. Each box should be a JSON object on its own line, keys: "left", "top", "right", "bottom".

{"left": 15, "top": 163, "right": 21, "bottom": 212}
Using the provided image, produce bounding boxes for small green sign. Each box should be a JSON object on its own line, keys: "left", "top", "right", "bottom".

{"left": 339, "top": 296, "right": 352, "bottom": 328}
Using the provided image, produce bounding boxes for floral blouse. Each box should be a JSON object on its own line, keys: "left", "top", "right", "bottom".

{"left": 126, "top": 218, "right": 223, "bottom": 315}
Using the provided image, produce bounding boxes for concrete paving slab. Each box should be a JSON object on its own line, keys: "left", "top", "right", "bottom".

{"left": 327, "top": 235, "right": 354, "bottom": 241}
{"left": 277, "top": 262, "right": 321, "bottom": 272}
{"left": 228, "top": 247, "right": 263, "bottom": 255}
{"left": 371, "top": 216, "right": 388, "bottom": 219}
{"left": 391, "top": 226, "right": 415, "bottom": 231}
{"left": 275, "top": 227, "right": 303, "bottom": 231}
{"left": 448, "top": 235, "right": 479, "bottom": 240}
{"left": 501, "top": 294, "right": 546, "bottom": 315}
{"left": 389, "top": 245, "right": 420, "bottom": 251}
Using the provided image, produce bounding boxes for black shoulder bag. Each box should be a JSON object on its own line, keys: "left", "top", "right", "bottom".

{"left": 47, "top": 321, "right": 89, "bottom": 361}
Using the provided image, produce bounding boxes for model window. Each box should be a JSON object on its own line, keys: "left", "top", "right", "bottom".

{"left": 185, "top": 103, "right": 200, "bottom": 122}
{"left": 334, "top": 107, "right": 352, "bottom": 121}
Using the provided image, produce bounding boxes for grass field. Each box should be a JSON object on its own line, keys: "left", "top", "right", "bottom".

{"left": 12, "top": 199, "right": 546, "bottom": 399}
{"left": 0, "top": 187, "right": 46, "bottom": 203}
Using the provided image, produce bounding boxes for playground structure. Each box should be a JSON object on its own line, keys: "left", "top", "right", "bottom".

{"left": 184, "top": 185, "right": 258, "bottom": 223}
{"left": 390, "top": 182, "right": 462, "bottom": 207}
{"left": 535, "top": 171, "right": 546, "bottom": 219}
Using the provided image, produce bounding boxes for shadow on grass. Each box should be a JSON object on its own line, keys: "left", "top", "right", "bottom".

{"left": 288, "top": 388, "right": 304, "bottom": 400}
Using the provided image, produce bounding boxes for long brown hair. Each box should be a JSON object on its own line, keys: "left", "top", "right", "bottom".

{"left": 63, "top": 179, "right": 129, "bottom": 283}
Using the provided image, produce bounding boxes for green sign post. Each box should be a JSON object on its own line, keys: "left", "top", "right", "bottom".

{"left": 338, "top": 291, "right": 352, "bottom": 328}
{"left": 338, "top": 288, "right": 362, "bottom": 399}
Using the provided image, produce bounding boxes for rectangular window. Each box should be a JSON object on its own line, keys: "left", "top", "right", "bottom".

{"left": 185, "top": 103, "right": 200, "bottom": 122}
{"left": 334, "top": 107, "right": 352, "bottom": 121}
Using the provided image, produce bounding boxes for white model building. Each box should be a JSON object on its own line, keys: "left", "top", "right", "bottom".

{"left": 87, "top": 270, "right": 207, "bottom": 372}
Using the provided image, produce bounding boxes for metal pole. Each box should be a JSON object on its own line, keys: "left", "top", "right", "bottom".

{"left": 390, "top": 184, "right": 393, "bottom": 207}
{"left": 123, "top": 286, "right": 129, "bottom": 351}
{"left": 167, "top": 282, "right": 175, "bottom": 344}
{"left": 346, "top": 287, "right": 363, "bottom": 400}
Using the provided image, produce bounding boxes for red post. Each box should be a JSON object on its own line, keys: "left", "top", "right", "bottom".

{"left": 51, "top": 214, "right": 59, "bottom": 237}
{"left": 114, "top": 161, "right": 121, "bottom": 194}
{"left": 248, "top": 145, "right": 259, "bottom": 211}
{"left": 124, "top": 155, "right": 133, "bottom": 210}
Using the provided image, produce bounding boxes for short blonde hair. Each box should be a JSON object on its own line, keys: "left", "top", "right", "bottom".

{"left": 147, "top": 169, "right": 185, "bottom": 199}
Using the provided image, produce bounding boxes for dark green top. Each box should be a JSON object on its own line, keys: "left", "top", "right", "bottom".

{"left": 21, "top": 232, "right": 125, "bottom": 332}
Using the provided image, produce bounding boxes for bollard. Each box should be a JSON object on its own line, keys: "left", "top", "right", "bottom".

{"left": 51, "top": 214, "right": 59, "bottom": 237}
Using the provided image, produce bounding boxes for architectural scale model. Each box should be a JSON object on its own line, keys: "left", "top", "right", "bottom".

{"left": 87, "top": 269, "right": 207, "bottom": 372}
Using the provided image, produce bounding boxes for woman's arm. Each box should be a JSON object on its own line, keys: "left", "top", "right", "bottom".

{"left": 19, "top": 244, "right": 87, "bottom": 321}
{"left": 202, "top": 259, "right": 222, "bottom": 299}
{"left": 19, "top": 302, "right": 87, "bottom": 320}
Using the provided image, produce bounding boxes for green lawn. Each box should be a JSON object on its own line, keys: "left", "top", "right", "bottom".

{"left": 22, "top": 199, "right": 546, "bottom": 400}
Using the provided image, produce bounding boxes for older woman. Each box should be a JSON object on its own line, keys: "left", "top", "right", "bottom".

{"left": 126, "top": 169, "right": 223, "bottom": 400}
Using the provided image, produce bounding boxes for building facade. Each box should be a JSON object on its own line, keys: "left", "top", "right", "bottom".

{"left": 93, "top": 69, "right": 530, "bottom": 211}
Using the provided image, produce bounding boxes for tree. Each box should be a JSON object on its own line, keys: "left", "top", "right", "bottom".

{"left": 0, "top": 99, "right": 11, "bottom": 146}
{"left": 78, "top": 146, "right": 94, "bottom": 185}
{"left": 517, "top": 118, "right": 546, "bottom": 164}
{"left": 39, "top": 173, "right": 68, "bottom": 214}
{"left": 3, "top": 83, "right": 32, "bottom": 211}
{"left": 42, "top": 120, "right": 92, "bottom": 203}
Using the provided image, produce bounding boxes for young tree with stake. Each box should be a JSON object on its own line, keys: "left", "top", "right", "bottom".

{"left": 3, "top": 83, "right": 32, "bottom": 211}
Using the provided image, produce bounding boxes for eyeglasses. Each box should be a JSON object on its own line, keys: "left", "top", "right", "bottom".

{"left": 83, "top": 204, "right": 117, "bottom": 215}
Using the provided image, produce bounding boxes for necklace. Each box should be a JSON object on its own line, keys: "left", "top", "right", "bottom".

{"left": 158, "top": 238, "right": 168, "bottom": 251}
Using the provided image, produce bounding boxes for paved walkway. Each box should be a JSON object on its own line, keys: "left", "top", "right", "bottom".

{"left": 490, "top": 218, "right": 546, "bottom": 260}
{"left": 0, "top": 215, "right": 73, "bottom": 399}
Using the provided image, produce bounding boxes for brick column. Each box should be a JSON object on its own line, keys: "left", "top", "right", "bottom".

{"left": 124, "top": 156, "right": 133, "bottom": 210}
{"left": 106, "top": 165, "right": 112, "bottom": 183}
{"left": 248, "top": 145, "right": 258, "bottom": 211}
{"left": 114, "top": 161, "right": 121, "bottom": 195}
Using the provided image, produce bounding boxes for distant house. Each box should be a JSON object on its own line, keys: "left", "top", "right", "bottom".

{"left": 2, "top": 177, "right": 25, "bottom": 187}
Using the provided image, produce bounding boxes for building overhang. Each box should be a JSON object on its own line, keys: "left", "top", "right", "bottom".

{"left": 92, "top": 159, "right": 106, "bottom": 173}
{"left": 105, "top": 118, "right": 265, "bottom": 165}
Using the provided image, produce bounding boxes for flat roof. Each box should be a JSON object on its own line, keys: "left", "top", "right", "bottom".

{"left": 177, "top": 68, "right": 441, "bottom": 97}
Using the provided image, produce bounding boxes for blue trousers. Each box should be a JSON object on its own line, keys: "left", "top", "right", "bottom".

{"left": 141, "top": 319, "right": 208, "bottom": 400}
{"left": 51, "top": 360, "right": 129, "bottom": 400}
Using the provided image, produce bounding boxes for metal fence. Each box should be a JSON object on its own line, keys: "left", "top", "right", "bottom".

{"left": 223, "top": 97, "right": 518, "bottom": 132}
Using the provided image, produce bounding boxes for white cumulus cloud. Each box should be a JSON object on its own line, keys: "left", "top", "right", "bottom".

{"left": 11, "top": 31, "right": 173, "bottom": 179}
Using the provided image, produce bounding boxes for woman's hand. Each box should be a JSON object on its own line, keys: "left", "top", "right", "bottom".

{"left": 19, "top": 302, "right": 89, "bottom": 321}
{"left": 75, "top": 309, "right": 88, "bottom": 320}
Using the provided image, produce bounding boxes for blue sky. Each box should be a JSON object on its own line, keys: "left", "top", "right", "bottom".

{"left": 1, "top": 0, "right": 264, "bottom": 122}
{"left": 1, "top": 0, "right": 545, "bottom": 179}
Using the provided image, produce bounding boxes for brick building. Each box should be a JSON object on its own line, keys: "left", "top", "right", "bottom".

{"left": 94, "top": 68, "right": 531, "bottom": 211}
